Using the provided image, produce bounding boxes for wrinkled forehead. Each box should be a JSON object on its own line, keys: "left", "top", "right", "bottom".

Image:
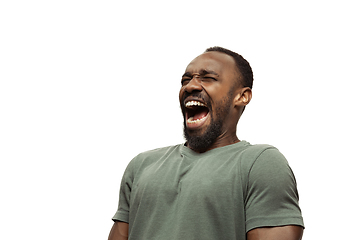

{"left": 185, "top": 52, "right": 236, "bottom": 76}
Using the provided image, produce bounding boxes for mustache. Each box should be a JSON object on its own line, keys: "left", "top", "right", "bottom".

{"left": 181, "top": 92, "right": 212, "bottom": 109}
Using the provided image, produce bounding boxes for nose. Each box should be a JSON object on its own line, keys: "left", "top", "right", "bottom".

{"left": 184, "top": 76, "right": 202, "bottom": 93}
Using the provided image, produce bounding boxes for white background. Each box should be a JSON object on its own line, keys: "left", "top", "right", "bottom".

{"left": 1, "top": 0, "right": 359, "bottom": 239}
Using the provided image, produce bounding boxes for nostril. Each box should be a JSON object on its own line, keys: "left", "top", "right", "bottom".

{"left": 185, "top": 87, "right": 201, "bottom": 93}
{"left": 184, "top": 79, "right": 202, "bottom": 93}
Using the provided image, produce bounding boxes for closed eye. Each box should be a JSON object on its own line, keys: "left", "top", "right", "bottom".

{"left": 181, "top": 76, "right": 217, "bottom": 86}
{"left": 203, "top": 76, "right": 217, "bottom": 81}
{"left": 181, "top": 78, "right": 191, "bottom": 86}
{"left": 201, "top": 76, "right": 217, "bottom": 82}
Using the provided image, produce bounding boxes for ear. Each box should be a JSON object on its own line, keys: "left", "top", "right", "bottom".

{"left": 234, "top": 87, "right": 252, "bottom": 107}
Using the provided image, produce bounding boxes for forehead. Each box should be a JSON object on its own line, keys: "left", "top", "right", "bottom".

{"left": 185, "top": 51, "right": 237, "bottom": 75}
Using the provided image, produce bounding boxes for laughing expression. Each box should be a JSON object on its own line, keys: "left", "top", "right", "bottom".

{"left": 179, "top": 51, "right": 239, "bottom": 152}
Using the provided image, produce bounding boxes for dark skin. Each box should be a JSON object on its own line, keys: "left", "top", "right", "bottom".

{"left": 108, "top": 221, "right": 128, "bottom": 240}
{"left": 108, "top": 51, "right": 303, "bottom": 240}
{"left": 179, "top": 51, "right": 252, "bottom": 152}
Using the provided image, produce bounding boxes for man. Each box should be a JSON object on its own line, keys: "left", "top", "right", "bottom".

{"left": 108, "top": 47, "right": 304, "bottom": 240}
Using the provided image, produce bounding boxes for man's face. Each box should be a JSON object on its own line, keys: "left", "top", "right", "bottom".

{"left": 179, "top": 51, "right": 239, "bottom": 151}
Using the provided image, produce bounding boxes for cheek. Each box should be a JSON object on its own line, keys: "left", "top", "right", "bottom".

{"left": 179, "top": 88, "right": 184, "bottom": 102}
{"left": 179, "top": 88, "right": 188, "bottom": 109}
{"left": 207, "top": 83, "right": 231, "bottom": 98}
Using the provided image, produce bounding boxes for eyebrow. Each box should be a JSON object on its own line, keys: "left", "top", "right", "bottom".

{"left": 182, "top": 69, "right": 220, "bottom": 78}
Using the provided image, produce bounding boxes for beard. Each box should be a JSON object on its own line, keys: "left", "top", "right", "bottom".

{"left": 182, "top": 93, "right": 232, "bottom": 152}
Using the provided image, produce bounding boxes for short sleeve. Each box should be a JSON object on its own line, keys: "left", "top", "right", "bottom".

{"left": 244, "top": 148, "right": 304, "bottom": 232}
{"left": 112, "top": 160, "right": 135, "bottom": 223}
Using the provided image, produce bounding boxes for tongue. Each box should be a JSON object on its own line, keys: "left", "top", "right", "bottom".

{"left": 193, "top": 109, "right": 208, "bottom": 120}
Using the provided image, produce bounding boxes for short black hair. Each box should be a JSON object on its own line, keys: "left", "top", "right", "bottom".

{"left": 205, "top": 46, "right": 253, "bottom": 89}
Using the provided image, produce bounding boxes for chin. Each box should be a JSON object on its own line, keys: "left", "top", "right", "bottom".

{"left": 183, "top": 117, "right": 223, "bottom": 152}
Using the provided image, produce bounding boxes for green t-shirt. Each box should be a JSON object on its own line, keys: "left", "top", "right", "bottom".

{"left": 112, "top": 141, "right": 304, "bottom": 239}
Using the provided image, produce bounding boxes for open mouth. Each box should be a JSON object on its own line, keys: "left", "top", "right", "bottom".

{"left": 184, "top": 100, "right": 210, "bottom": 129}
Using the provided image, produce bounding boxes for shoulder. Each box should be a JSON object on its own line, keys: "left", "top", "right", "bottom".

{"left": 238, "top": 143, "right": 292, "bottom": 184}
{"left": 136, "top": 144, "right": 181, "bottom": 161}
{"left": 243, "top": 145, "right": 304, "bottom": 231}
{"left": 242, "top": 144, "right": 297, "bottom": 194}
{"left": 125, "top": 144, "right": 182, "bottom": 173}
{"left": 241, "top": 143, "right": 277, "bottom": 158}
{"left": 239, "top": 143, "right": 281, "bottom": 169}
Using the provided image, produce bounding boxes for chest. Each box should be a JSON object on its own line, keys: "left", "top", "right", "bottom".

{"left": 131, "top": 155, "right": 244, "bottom": 209}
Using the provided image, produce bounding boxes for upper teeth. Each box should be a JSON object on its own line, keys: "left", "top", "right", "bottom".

{"left": 185, "top": 101, "right": 206, "bottom": 108}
